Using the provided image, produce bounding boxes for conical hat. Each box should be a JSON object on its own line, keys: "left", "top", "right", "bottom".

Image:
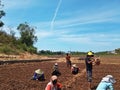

{"left": 35, "top": 69, "right": 43, "bottom": 74}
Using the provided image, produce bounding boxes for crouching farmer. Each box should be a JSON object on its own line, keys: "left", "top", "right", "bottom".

{"left": 52, "top": 63, "right": 61, "bottom": 76}
{"left": 71, "top": 64, "right": 80, "bottom": 75}
{"left": 96, "top": 75, "right": 116, "bottom": 90}
{"left": 45, "top": 75, "right": 62, "bottom": 90}
{"left": 31, "top": 69, "right": 45, "bottom": 81}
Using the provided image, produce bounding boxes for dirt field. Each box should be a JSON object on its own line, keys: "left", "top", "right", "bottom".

{"left": 0, "top": 55, "right": 120, "bottom": 90}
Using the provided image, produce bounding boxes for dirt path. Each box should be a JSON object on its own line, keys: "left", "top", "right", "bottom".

{"left": 62, "top": 68, "right": 86, "bottom": 89}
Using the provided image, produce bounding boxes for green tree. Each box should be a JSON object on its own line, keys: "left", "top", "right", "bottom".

{"left": 0, "top": 10, "right": 5, "bottom": 18}
{"left": 115, "top": 48, "right": 120, "bottom": 54}
{"left": 0, "top": 0, "right": 5, "bottom": 27}
{"left": 17, "top": 22, "right": 37, "bottom": 47}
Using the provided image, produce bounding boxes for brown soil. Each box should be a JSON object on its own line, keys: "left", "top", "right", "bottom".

{"left": 0, "top": 55, "right": 120, "bottom": 90}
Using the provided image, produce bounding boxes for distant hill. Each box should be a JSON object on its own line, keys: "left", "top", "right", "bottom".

{"left": 0, "top": 30, "right": 37, "bottom": 55}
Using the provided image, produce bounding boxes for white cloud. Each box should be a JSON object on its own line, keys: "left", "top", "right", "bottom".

{"left": 59, "top": 36, "right": 90, "bottom": 43}
{"left": 3, "top": 0, "right": 36, "bottom": 10}
{"left": 53, "top": 8, "right": 120, "bottom": 28}
{"left": 54, "top": 32, "right": 120, "bottom": 46}
{"left": 35, "top": 30, "right": 53, "bottom": 39}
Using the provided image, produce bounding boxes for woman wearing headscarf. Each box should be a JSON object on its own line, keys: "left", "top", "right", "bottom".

{"left": 71, "top": 64, "right": 80, "bottom": 75}
{"left": 52, "top": 63, "right": 61, "bottom": 76}
{"left": 96, "top": 75, "right": 116, "bottom": 90}
{"left": 45, "top": 75, "right": 62, "bottom": 90}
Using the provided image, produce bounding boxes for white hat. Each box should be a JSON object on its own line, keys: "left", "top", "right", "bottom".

{"left": 101, "top": 75, "right": 116, "bottom": 83}
{"left": 72, "top": 64, "right": 77, "bottom": 67}
{"left": 55, "top": 63, "right": 58, "bottom": 65}
{"left": 35, "top": 69, "right": 43, "bottom": 74}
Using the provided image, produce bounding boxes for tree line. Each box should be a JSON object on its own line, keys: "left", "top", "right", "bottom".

{"left": 0, "top": 22, "right": 37, "bottom": 54}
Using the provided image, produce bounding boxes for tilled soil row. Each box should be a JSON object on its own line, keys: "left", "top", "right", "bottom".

{"left": 62, "top": 69, "right": 86, "bottom": 89}
{"left": 0, "top": 58, "right": 57, "bottom": 65}
{"left": 0, "top": 60, "right": 120, "bottom": 90}
{"left": 0, "top": 61, "right": 86, "bottom": 90}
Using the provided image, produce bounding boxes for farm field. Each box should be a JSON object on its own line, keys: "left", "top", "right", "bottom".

{"left": 0, "top": 55, "right": 120, "bottom": 90}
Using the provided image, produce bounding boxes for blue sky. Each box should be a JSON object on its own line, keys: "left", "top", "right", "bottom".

{"left": 2, "top": 0, "right": 120, "bottom": 52}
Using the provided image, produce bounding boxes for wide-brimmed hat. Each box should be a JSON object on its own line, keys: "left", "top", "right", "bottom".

{"left": 101, "top": 75, "right": 116, "bottom": 83}
{"left": 35, "top": 69, "right": 43, "bottom": 74}
{"left": 72, "top": 64, "right": 77, "bottom": 67}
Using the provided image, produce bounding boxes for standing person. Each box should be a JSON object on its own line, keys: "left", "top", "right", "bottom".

{"left": 45, "top": 75, "right": 62, "bottom": 90}
{"left": 71, "top": 64, "right": 80, "bottom": 75}
{"left": 52, "top": 63, "right": 61, "bottom": 76}
{"left": 65, "top": 53, "right": 72, "bottom": 68}
{"left": 85, "top": 51, "right": 95, "bottom": 90}
{"left": 96, "top": 75, "right": 116, "bottom": 90}
{"left": 31, "top": 69, "right": 45, "bottom": 81}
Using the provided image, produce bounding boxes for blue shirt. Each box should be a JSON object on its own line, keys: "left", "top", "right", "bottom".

{"left": 96, "top": 81, "right": 114, "bottom": 90}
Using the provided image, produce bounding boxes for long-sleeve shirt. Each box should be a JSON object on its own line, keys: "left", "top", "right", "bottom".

{"left": 45, "top": 82, "right": 62, "bottom": 90}
{"left": 96, "top": 81, "right": 114, "bottom": 90}
{"left": 53, "top": 65, "right": 59, "bottom": 71}
{"left": 85, "top": 57, "right": 93, "bottom": 71}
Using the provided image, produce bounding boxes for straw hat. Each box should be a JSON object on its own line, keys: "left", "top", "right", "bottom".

{"left": 101, "top": 75, "right": 116, "bottom": 83}
{"left": 51, "top": 75, "right": 57, "bottom": 81}
{"left": 35, "top": 69, "right": 43, "bottom": 74}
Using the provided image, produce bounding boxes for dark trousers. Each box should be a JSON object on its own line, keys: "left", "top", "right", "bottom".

{"left": 52, "top": 70, "right": 61, "bottom": 76}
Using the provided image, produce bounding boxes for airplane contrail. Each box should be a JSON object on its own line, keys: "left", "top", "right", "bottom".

{"left": 50, "top": 0, "right": 62, "bottom": 31}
